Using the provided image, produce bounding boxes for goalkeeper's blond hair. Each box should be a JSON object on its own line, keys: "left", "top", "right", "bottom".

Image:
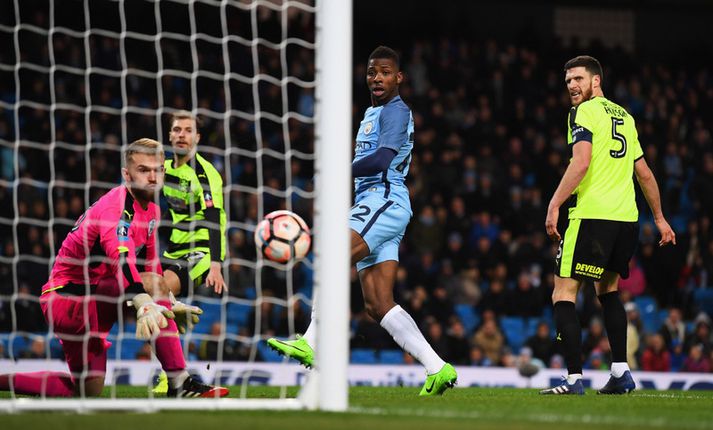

{"left": 123, "top": 138, "right": 165, "bottom": 167}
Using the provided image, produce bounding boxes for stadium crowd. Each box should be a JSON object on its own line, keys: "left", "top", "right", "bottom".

{"left": 0, "top": 5, "right": 712, "bottom": 373}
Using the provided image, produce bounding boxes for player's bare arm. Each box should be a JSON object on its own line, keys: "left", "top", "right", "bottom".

{"left": 546, "top": 140, "right": 592, "bottom": 241}
{"left": 205, "top": 261, "right": 226, "bottom": 294}
{"left": 634, "top": 157, "right": 676, "bottom": 246}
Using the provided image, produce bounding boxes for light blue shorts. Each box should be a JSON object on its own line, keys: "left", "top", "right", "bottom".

{"left": 349, "top": 193, "right": 410, "bottom": 271}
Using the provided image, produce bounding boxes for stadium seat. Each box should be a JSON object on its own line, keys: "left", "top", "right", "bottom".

{"left": 500, "top": 317, "right": 526, "bottom": 351}
{"left": 0, "top": 334, "right": 8, "bottom": 357}
{"left": 244, "top": 286, "right": 257, "bottom": 300}
{"left": 257, "top": 341, "right": 283, "bottom": 363}
{"left": 454, "top": 304, "right": 480, "bottom": 335}
{"left": 634, "top": 296, "right": 659, "bottom": 334}
{"left": 350, "top": 348, "right": 377, "bottom": 364}
{"left": 525, "top": 318, "right": 541, "bottom": 338}
{"left": 193, "top": 300, "right": 223, "bottom": 326}
{"left": 10, "top": 335, "right": 29, "bottom": 359}
{"left": 117, "top": 338, "right": 147, "bottom": 360}
{"left": 378, "top": 349, "right": 404, "bottom": 364}
{"left": 226, "top": 302, "right": 253, "bottom": 328}
{"left": 693, "top": 289, "right": 713, "bottom": 318}
{"left": 48, "top": 337, "right": 63, "bottom": 359}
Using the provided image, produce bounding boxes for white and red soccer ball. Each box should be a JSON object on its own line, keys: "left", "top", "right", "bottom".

{"left": 254, "top": 210, "right": 311, "bottom": 263}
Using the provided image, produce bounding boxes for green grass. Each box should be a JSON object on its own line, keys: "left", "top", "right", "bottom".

{"left": 2, "top": 386, "right": 713, "bottom": 430}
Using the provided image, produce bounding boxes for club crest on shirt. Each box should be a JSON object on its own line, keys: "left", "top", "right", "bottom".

{"left": 148, "top": 219, "right": 156, "bottom": 237}
{"left": 363, "top": 121, "right": 373, "bottom": 135}
{"left": 117, "top": 220, "right": 130, "bottom": 241}
{"left": 179, "top": 177, "right": 190, "bottom": 193}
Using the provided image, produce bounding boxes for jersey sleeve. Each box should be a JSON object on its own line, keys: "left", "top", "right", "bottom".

{"left": 199, "top": 158, "right": 224, "bottom": 211}
{"left": 198, "top": 157, "right": 227, "bottom": 261}
{"left": 569, "top": 103, "right": 595, "bottom": 144}
{"left": 377, "top": 103, "right": 409, "bottom": 152}
{"left": 97, "top": 208, "right": 143, "bottom": 287}
{"left": 629, "top": 116, "right": 644, "bottom": 160}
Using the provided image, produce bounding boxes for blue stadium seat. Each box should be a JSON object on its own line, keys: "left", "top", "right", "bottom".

{"left": 257, "top": 341, "right": 283, "bottom": 362}
{"left": 193, "top": 300, "right": 223, "bottom": 326}
{"left": 10, "top": 335, "right": 29, "bottom": 359}
{"left": 525, "top": 318, "right": 542, "bottom": 338}
{"left": 350, "top": 348, "right": 377, "bottom": 364}
{"left": 119, "top": 338, "right": 147, "bottom": 360}
{"left": 634, "top": 296, "right": 659, "bottom": 334}
{"left": 0, "top": 334, "right": 8, "bottom": 358}
{"left": 226, "top": 302, "right": 253, "bottom": 328}
{"left": 454, "top": 304, "right": 480, "bottom": 336}
{"left": 244, "top": 286, "right": 257, "bottom": 300}
{"left": 378, "top": 349, "right": 404, "bottom": 364}
{"left": 693, "top": 289, "right": 713, "bottom": 318}
{"left": 48, "top": 337, "right": 63, "bottom": 359}
{"left": 500, "top": 317, "right": 526, "bottom": 351}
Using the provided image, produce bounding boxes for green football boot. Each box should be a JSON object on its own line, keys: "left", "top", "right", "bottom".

{"left": 419, "top": 363, "right": 457, "bottom": 396}
{"left": 152, "top": 370, "right": 168, "bottom": 395}
{"left": 267, "top": 335, "right": 314, "bottom": 369}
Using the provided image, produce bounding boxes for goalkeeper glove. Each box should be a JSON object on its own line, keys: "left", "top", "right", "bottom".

{"left": 169, "top": 291, "right": 203, "bottom": 334}
{"left": 131, "top": 293, "right": 175, "bottom": 340}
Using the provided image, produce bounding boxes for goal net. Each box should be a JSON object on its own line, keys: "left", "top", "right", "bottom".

{"left": 0, "top": 0, "right": 350, "bottom": 412}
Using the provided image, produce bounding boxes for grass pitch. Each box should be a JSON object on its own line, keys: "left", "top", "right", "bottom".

{"left": 2, "top": 386, "right": 712, "bottom": 430}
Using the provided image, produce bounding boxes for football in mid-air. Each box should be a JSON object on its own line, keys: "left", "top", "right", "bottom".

{"left": 254, "top": 210, "right": 311, "bottom": 263}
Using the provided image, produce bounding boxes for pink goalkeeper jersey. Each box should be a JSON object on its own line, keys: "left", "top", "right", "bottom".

{"left": 43, "top": 186, "right": 162, "bottom": 294}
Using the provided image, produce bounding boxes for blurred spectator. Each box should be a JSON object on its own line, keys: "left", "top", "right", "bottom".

{"left": 199, "top": 322, "right": 227, "bottom": 361}
{"left": 20, "top": 337, "right": 47, "bottom": 359}
{"left": 641, "top": 334, "right": 671, "bottom": 372}
{"left": 468, "top": 344, "right": 492, "bottom": 367}
{"left": 472, "top": 318, "right": 504, "bottom": 365}
{"left": 135, "top": 343, "right": 152, "bottom": 361}
{"left": 549, "top": 354, "right": 564, "bottom": 370}
{"left": 582, "top": 318, "right": 606, "bottom": 360}
{"left": 684, "top": 316, "right": 713, "bottom": 356}
{"left": 479, "top": 279, "right": 508, "bottom": 316}
{"left": 659, "top": 307, "right": 686, "bottom": 350}
{"left": 524, "top": 321, "right": 554, "bottom": 365}
{"left": 516, "top": 346, "right": 545, "bottom": 370}
{"left": 445, "top": 319, "right": 470, "bottom": 365}
{"left": 618, "top": 257, "right": 646, "bottom": 297}
{"left": 424, "top": 318, "right": 449, "bottom": 361}
{"left": 681, "top": 344, "right": 711, "bottom": 373}
{"left": 444, "top": 265, "right": 481, "bottom": 307}
{"left": 14, "top": 286, "right": 47, "bottom": 333}
{"left": 585, "top": 338, "right": 612, "bottom": 371}
{"left": 625, "top": 302, "right": 641, "bottom": 370}
{"left": 506, "top": 271, "right": 543, "bottom": 317}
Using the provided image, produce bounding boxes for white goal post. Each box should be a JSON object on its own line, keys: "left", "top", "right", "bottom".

{"left": 0, "top": 0, "right": 351, "bottom": 413}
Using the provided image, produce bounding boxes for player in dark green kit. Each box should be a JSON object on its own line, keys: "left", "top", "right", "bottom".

{"left": 541, "top": 56, "right": 676, "bottom": 395}
{"left": 162, "top": 110, "right": 226, "bottom": 296}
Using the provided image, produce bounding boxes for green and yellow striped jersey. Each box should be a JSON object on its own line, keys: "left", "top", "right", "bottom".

{"left": 162, "top": 153, "right": 226, "bottom": 260}
{"left": 567, "top": 96, "right": 644, "bottom": 222}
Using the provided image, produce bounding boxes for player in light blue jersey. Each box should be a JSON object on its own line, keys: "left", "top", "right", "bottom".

{"left": 269, "top": 46, "right": 457, "bottom": 396}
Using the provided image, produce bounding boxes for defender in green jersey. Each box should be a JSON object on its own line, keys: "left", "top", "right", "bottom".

{"left": 162, "top": 111, "right": 226, "bottom": 296}
{"left": 541, "top": 56, "right": 676, "bottom": 396}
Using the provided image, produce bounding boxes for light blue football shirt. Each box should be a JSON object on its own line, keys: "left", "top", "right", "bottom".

{"left": 353, "top": 95, "right": 414, "bottom": 215}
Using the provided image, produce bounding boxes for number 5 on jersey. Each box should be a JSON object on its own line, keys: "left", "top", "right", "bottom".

{"left": 610, "top": 117, "right": 627, "bottom": 158}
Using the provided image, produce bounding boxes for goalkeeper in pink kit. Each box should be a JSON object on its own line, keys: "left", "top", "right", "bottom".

{"left": 0, "top": 138, "right": 228, "bottom": 398}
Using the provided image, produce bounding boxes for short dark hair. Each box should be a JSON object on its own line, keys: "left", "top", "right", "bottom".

{"left": 169, "top": 109, "right": 202, "bottom": 133}
{"left": 564, "top": 55, "right": 603, "bottom": 81}
{"left": 368, "top": 45, "right": 400, "bottom": 68}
